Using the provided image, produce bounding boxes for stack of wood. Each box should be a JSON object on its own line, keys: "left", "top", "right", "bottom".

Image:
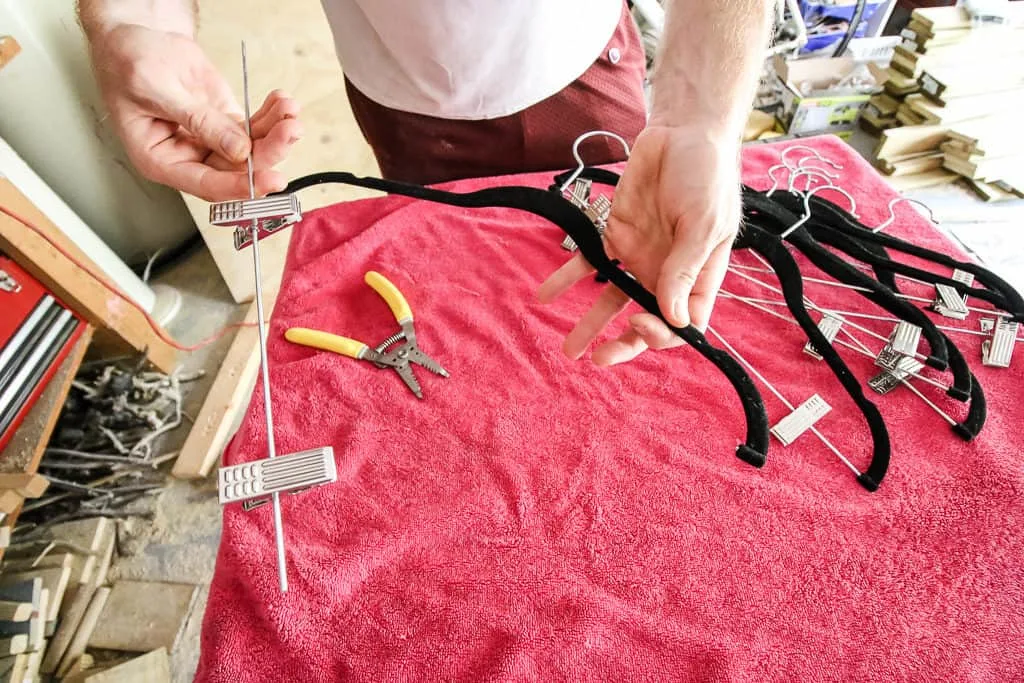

{"left": 0, "top": 518, "right": 182, "bottom": 682}
{"left": 859, "top": 5, "right": 1024, "bottom": 198}
{"left": 0, "top": 518, "right": 115, "bottom": 681}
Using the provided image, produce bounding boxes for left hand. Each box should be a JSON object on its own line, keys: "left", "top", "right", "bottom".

{"left": 537, "top": 125, "right": 741, "bottom": 366}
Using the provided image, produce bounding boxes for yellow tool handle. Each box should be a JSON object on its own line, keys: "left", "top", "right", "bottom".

{"left": 285, "top": 327, "right": 367, "bottom": 359}
{"left": 365, "top": 271, "right": 413, "bottom": 323}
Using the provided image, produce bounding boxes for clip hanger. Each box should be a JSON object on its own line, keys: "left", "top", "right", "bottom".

{"left": 872, "top": 197, "right": 938, "bottom": 234}
{"left": 982, "top": 318, "right": 1019, "bottom": 368}
{"left": 557, "top": 130, "right": 630, "bottom": 193}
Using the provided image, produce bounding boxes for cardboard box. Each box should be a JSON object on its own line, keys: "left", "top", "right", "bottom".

{"left": 774, "top": 55, "right": 887, "bottom": 135}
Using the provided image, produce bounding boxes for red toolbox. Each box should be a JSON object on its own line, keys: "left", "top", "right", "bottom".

{"left": 0, "top": 253, "right": 85, "bottom": 453}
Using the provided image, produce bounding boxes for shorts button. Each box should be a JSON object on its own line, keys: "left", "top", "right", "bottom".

{"left": 608, "top": 47, "right": 621, "bottom": 64}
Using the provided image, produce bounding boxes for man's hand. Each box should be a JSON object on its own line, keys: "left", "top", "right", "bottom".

{"left": 537, "top": 126, "right": 740, "bottom": 365}
{"left": 538, "top": 0, "right": 771, "bottom": 366}
{"left": 87, "top": 24, "right": 301, "bottom": 201}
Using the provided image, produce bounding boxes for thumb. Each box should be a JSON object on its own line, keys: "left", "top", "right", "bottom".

{"left": 657, "top": 223, "right": 717, "bottom": 328}
{"left": 164, "top": 91, "right": 251, "bottom": 163}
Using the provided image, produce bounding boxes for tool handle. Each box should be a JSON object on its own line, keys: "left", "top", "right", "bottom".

{"left": 285, "top": 328, "right": 366, "bottom": 359}
{"left": 365, "top": 271, "right": 412, "bottom": 323}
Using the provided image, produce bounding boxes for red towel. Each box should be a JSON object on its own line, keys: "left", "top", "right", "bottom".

{"left": 196, "top": 135, "right": 1024, "bottom": 682}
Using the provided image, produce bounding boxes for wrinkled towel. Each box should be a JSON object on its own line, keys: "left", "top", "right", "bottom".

{"left": 196, "top": 135, "right": 1024, "bottom": 682}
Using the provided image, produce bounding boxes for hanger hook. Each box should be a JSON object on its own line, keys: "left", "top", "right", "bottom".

{"left": 872, "top": 197, "right": 938, "bottom": 233}
{"left": 795, "top": 157, "right": 840, "bottom": 179}
{"left": 765, "top": 163, "right": 790, "bottom": 197}
{"left": 788, "top": 168, "right": 836, "bottom": 194}
{"left": 558, "top": 130, "right": 631, "bottom": 192}
{"left": 781, "top": 144, "right": 843, "bottom": 170}
{"left": 780, "top": 184, "right": 859, "bottom": 239}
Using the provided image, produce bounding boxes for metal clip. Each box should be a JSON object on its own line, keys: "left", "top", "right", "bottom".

{"left": 981, "top": 318, "right": 1018, "bottom": 368}
{"left": 885, "top": 321, "right": 922, "bottom": 358}
{"left": 980, "top": 317, "right": 996, "bottom": 333}
{"left": 209, "top": 194, "right": 302, "bottom": 251}
{"left": 771, "top": 394, "right": 831, "bottom": 446}
{"left": 803, "top": 314, "right": 844, "bottom": 360}
{"left": 218, "top": 446, "right": 337, "bottom": 506}
{"left": 561, "top": 190, "right": 611, "bottom": 252}
{"left": 932, "top": 283, "right": 969, "bottom": 320}
{"left": 0, "top": 269, "right": 20, "bottom": 293}
{"left": 869, "top": 355, "right": 925, "bottom": 394}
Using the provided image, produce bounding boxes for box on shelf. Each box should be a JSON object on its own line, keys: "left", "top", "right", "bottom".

{"left": 773, "top": 54, "right": 887, "bottom": 136}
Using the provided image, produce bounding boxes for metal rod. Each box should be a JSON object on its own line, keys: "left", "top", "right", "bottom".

{"left": 241, "top": 40, "right": 288, "bottom": 593}
{"left": 705, "top": 326, "right": 861, "bottom": 477}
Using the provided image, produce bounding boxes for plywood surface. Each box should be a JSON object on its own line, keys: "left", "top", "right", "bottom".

{"left": 181, "top": 0, "right": 382, "bottom": 303}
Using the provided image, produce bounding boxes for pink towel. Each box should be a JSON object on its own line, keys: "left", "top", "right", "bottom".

{"left": 196, "top": 135, "right": 1024, "bottom": 682}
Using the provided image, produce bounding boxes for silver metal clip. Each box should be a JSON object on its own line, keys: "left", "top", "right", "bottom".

{"left": 885, "top": 321, "right": 922, "bottom": 358}
{"left": 771, "top": 394, "right": 831, "bottom": 446}
{"left": 869, "top": 355, "right": 925, "bottom": 394}
{"left": 932, "top": 283, "right": 969, "bottom": 320}
{"left": 803, "top": 314, "right": 844, "bottom": 360}
{"left": 980, "top": 317, "right": 996, "bottom": 333}
{"left": 219, "top": 446, "right": 337, "bottom": 506}
{"left": 0, "top": 269, "right": 20, "bottom": 293}
{"left": 981, "top": 318, "right": 1018, "bottom": 368}
{"left": 209, "top": 194, "right": 303, "bottom": 251}
{"left": 561, "top": 187, "right": 611, "bottom": 253}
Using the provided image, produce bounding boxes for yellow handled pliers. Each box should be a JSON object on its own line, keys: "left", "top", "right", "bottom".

{"left": 284, "top": 271, "right": 449, "bottom": 399}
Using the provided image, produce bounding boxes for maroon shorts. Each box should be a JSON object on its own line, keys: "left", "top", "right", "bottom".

{"left": 344, "top": 1, "right": 648, "bottom": 185}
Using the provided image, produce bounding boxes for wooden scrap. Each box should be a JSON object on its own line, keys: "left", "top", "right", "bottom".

{"left": 172, "top": 284, "right": 279, "bottom": 479}
{"left": 0, "top": 474, "right": 47, "bottom": 499}
{"left": 86, "top": 580, "right": 199, "bottom": 654}
{"left": 965, "top": 178, "right": 1020, "bottom": 202}
{"left": 879, "top": 152, "right": 944, "bottom": 177}
{"left": 40, "top": 520, "right": 115, "bottom": 675}
{"left": 55, "top": 586, "right": 110, "bottom": 679}
{"left": 885, "top": 169, "right": 959, "bottom": 192}
{"left": 63, "top": 648, "right": 170, "bottom": 683}
{"left": 874, "top": 124, "right": 950, "bottom": 160}
{"left": 0, "top": 492, "right": 20, "bottom": 517}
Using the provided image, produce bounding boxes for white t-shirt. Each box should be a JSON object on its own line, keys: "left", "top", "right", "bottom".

{"left": 319, "top": 0, "right": 623, "bottom": 120}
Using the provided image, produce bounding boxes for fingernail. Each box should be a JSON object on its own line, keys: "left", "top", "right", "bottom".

{"left": 223, "top": 132, "right": 248, "bottom": 160}
{"left": 671, "top": 297, "right": 686, "bottom": 325}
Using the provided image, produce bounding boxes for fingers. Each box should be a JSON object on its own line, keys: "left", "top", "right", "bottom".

{"left": 537, "top": 253, "right": 595, "bottom": 304}
{"left": 249, "top": 90, "right": 300, "bottom": 139}
{"left": 164, "top": 95, "right": 251, "bottom": 164}
{"left": 160, "top": 161, "right": 286, "bottom": 202}
{"left": 687, "top": 240, "right": 733, "bottom": 332}
{"left": 562, "top": 287, "right": 630, "bottom": 360}
{"left": 592, "top": 328, "right": 648, "bottom": 366}
{"left": 629, "top": 313, "right": 686, "bottom": 350}
{"left": 656, "top": 219, "right": 719, "bottom": 328}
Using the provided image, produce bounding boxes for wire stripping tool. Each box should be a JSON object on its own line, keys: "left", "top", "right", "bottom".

{"left": 285, "top": 271, "right": 449, "bottom": 398}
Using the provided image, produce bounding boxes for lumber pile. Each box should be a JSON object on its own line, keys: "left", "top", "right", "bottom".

{"left": 0, "top": 518, "right": 115, "bottom": 681}
{"left": 860, "top": 5, "right": 1024, "bottom": 198}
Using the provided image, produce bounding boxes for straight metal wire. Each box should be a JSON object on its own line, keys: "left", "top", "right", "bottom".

{"left": 242, "top": 40, "right": 288, "bottom": 593}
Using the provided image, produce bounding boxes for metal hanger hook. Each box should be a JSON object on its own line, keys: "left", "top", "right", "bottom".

{"left": 781, "top": 144, "right": 843, "bottom": 171}
{"left": 558, "top": 130, "right": 631, "bottom": 192}
{"left": 788, "top": 168, "right": 836, "bottom": 194}
{"left": 872, "top": 197, "right": 938, "bottom": 233}
{"left": 796, "top": 157, "right": 840, "bottom": 179}
{"left": 780, "top": 184, "right": 859, "bottom": 239}
{"left": 765, "top": 163, "right": 791, "bottom": 197}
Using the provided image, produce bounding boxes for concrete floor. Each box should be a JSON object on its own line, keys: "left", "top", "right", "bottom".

{"left": 104, "top": 242, "right": 243, "bottom": 682}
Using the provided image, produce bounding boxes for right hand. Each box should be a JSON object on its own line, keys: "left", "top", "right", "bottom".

{"left": 88, "top": 24, "right": 302, "bottom": 201}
